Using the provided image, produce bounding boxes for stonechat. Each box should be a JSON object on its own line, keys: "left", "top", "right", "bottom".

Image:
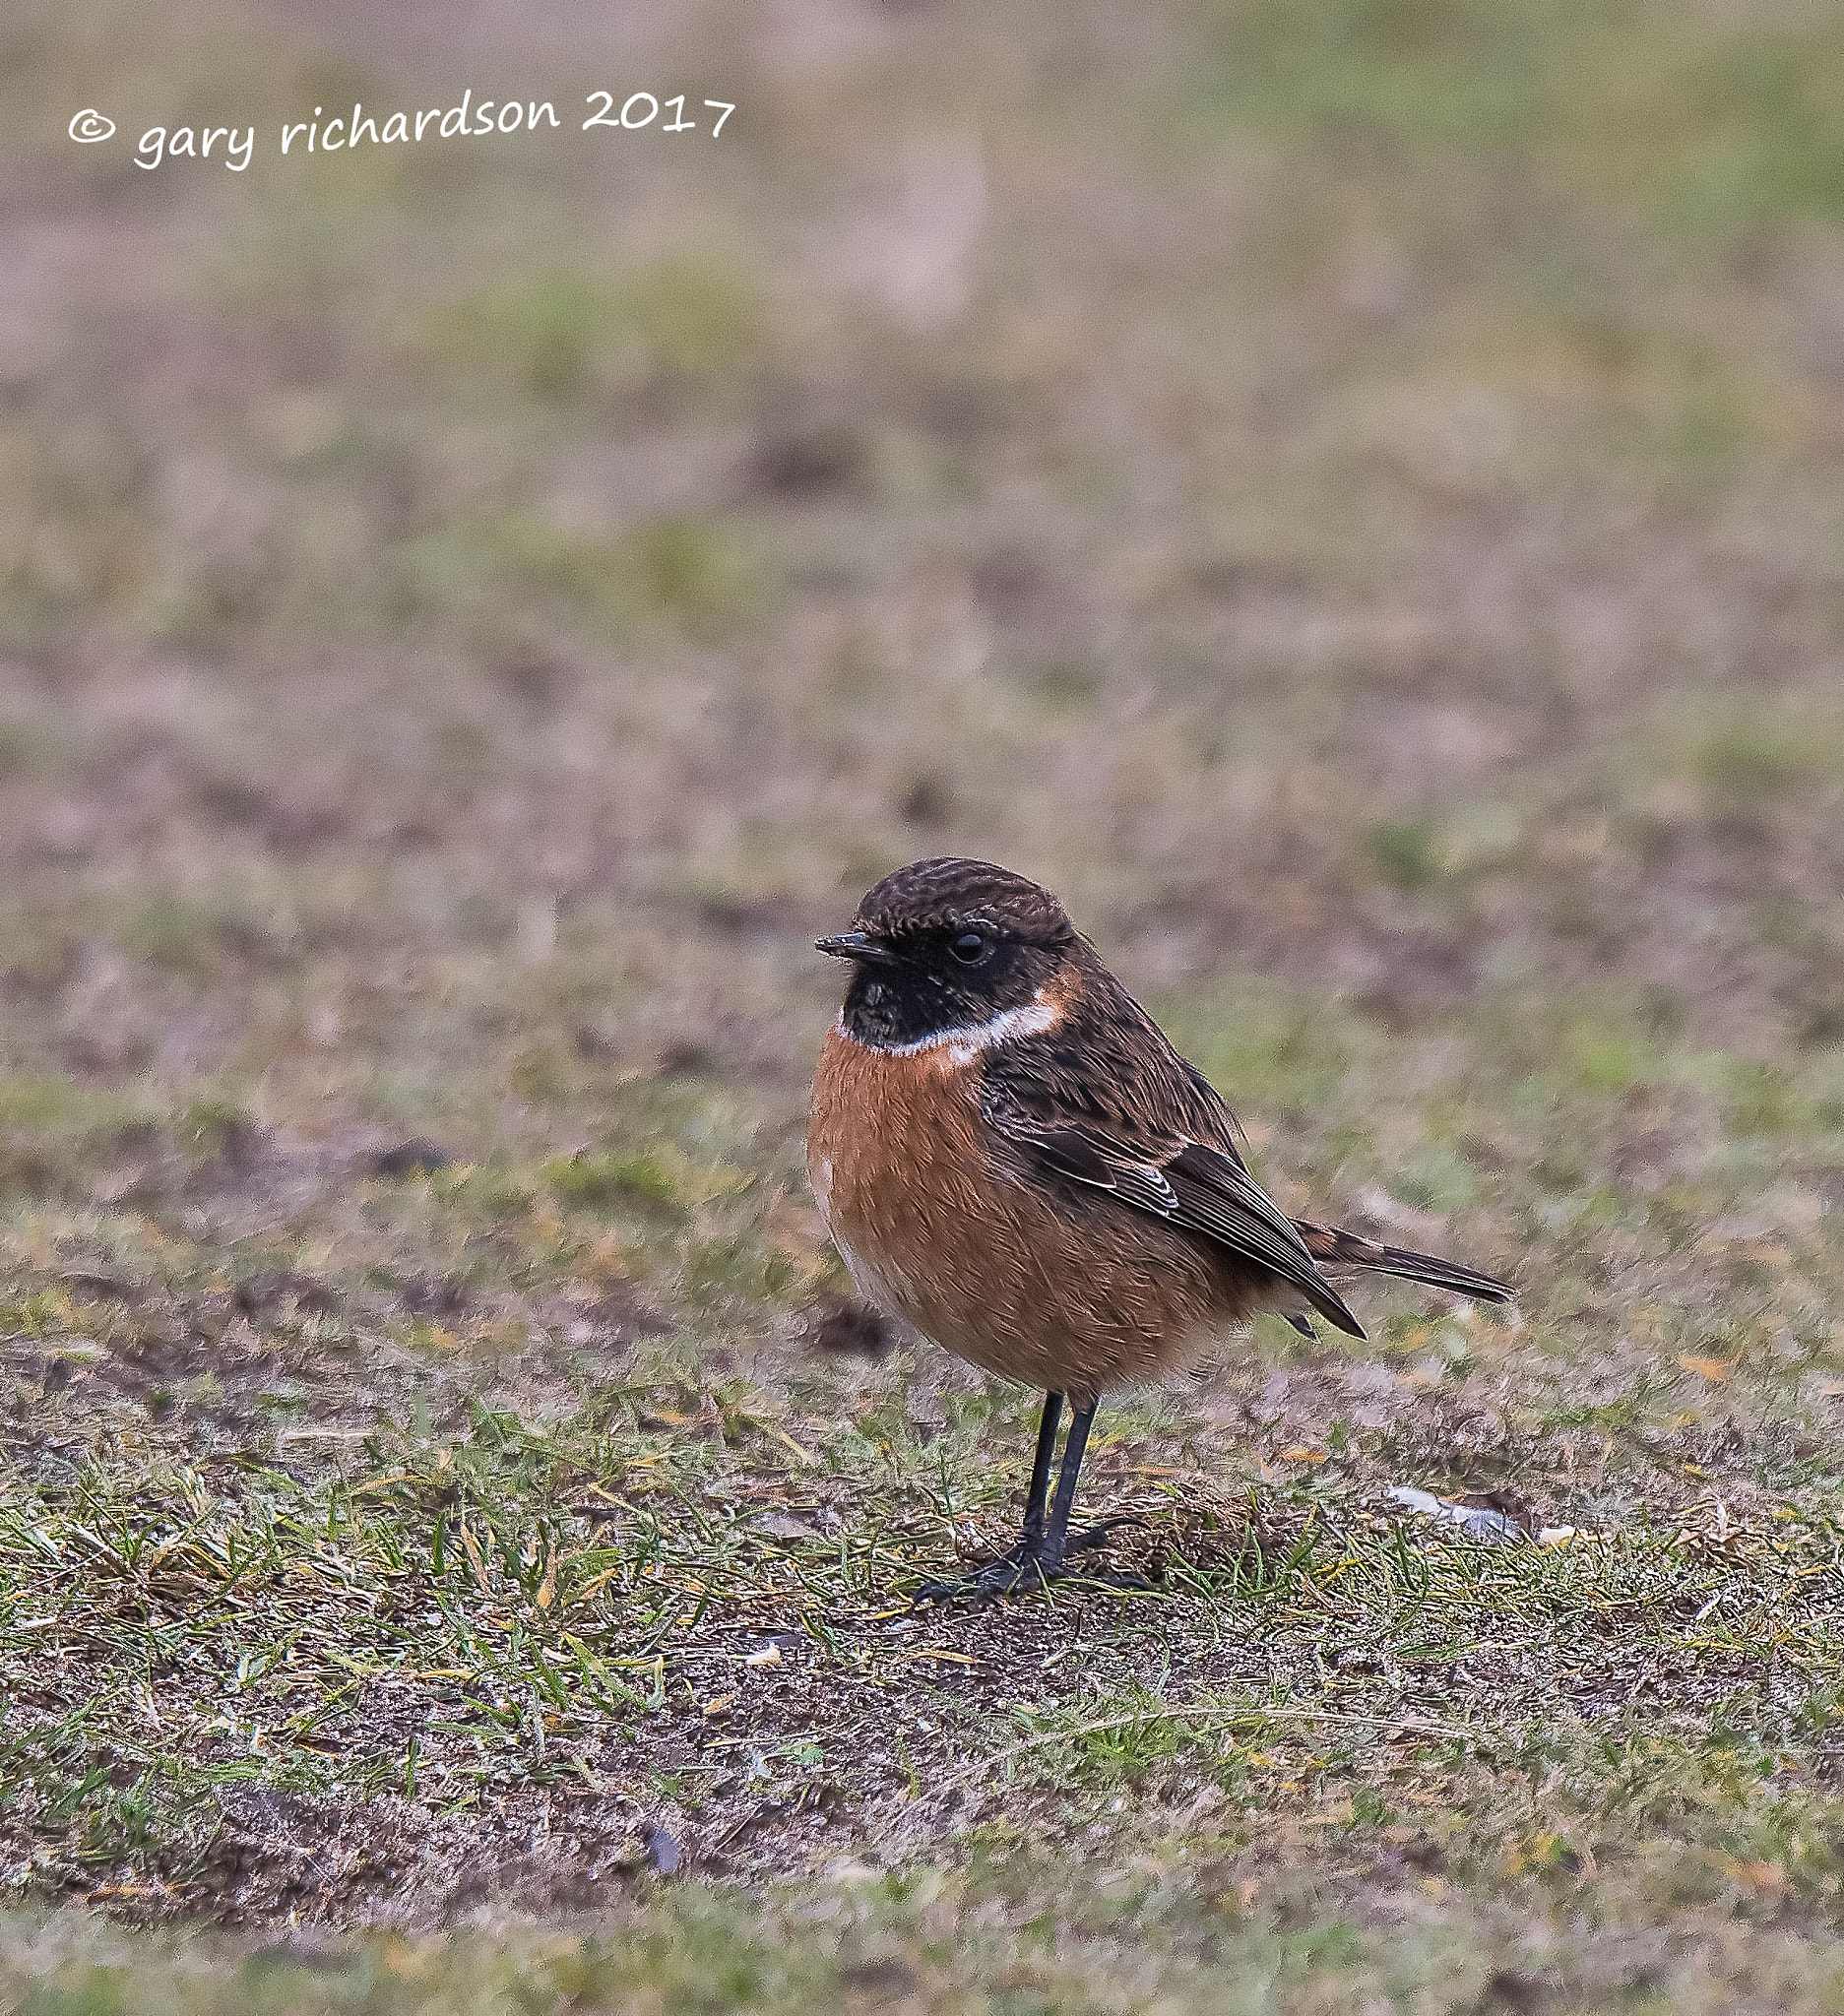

{"left": 807, "top": 856, "right": 1513, "bottom": 1599}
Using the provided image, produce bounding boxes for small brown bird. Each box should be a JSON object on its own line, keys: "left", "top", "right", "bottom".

{"left": 807, "top": 857, "right": 1513, "bottom": 1598}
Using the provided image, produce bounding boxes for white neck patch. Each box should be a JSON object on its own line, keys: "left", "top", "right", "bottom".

{"left": 839, "top": 987, "right": 1063, "bottom": 1065}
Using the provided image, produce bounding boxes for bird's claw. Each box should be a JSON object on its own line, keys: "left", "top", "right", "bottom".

{"left": 911, "top": 1517, "right": 1155, "bottom": 1605}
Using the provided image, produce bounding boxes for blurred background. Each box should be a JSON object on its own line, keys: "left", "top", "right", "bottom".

{"left": 10, "top": 0, "right": 1844, "bottom": 1960}
{"left": 3, "top": 0, "right": 1844, "bottom": 1416}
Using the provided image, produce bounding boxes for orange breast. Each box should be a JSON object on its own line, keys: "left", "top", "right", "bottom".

{"left": 806, "top": 1025, "right": 1252, "bottom": 1403}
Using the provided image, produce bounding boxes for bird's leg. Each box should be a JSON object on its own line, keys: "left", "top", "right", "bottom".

{"left": 1034, "top": 1400, "right": 1146, "bottom": 1572}
{"left": 913, "top": 1393, "right": 1149, "bottom": 1603}
{"left": 914, "top": 1392, "right": 1061, "bottom": 1600}
{"left": 1037, "top": 1396, "right": 1096, "bottom": 1565}
{"left": 1017, "top": 1389, "right": 1063, "bottom": 1551}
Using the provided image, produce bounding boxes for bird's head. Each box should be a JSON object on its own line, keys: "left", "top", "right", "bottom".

{"left": 818, "top": 857, "right": 1079, "bottom": 1051}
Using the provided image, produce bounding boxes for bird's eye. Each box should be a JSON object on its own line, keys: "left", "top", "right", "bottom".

{"left": 950, "top": 930, "right": 989, "bottom": 966}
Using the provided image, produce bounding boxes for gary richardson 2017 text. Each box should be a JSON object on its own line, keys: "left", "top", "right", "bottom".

{"left": 133, "top": 91, "right": 735, "bottom": 170}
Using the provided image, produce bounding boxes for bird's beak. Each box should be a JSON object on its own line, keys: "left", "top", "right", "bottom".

{"left": 815, "top": 929, "right": 899, "bottom": 966}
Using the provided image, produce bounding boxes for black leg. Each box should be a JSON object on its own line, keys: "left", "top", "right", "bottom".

{"left": 1019, "top": 1390, "right": 1063, "bottom": 1546}
{"left": 1042, "top": 1398, "right": 1096, "bottom": 1557}
{"left": 913, "top": 1392, "right": 1151, "bottom": 1604}
{"left": 1038, "top": 1399, "right": 1145, "bottom": 1571}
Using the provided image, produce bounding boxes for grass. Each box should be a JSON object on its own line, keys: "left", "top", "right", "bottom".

{"left": 6, "top": 0, "right": 1844, "bottom": 2003}
{"left": 19, "top": 1876, "right": 1844, "bottom": 2016}
{"left": 4, "top": 1379, "right": 1844, "bottom": 1965}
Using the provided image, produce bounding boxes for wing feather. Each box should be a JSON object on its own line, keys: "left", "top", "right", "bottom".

{"left": 985, "top": 1104, "right": 1366, "bottom": 1337}
{"left": 973, "top": 961, "right": 1507, "bottom": 1336}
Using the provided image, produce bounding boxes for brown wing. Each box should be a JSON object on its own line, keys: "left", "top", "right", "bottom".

{"left": 977, "top": 963, "right": 1365, "bottom": 1337}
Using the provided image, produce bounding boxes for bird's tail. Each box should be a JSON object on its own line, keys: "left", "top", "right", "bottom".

{"left": 1293, "top": 1220, "right": 1514, "bottom": 1304}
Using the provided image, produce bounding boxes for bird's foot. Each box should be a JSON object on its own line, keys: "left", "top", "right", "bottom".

{"left": 912, "top": 1517, "right": 1153, "bottom": 1605}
